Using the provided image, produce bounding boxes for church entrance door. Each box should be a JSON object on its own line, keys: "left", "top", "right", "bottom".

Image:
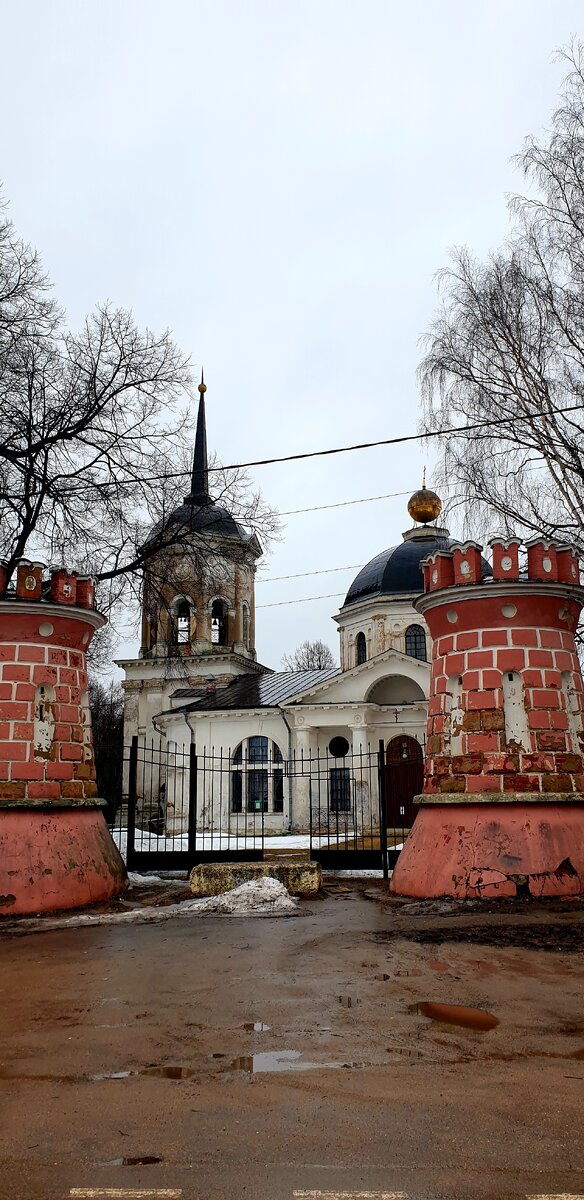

{"left": 385, "top": 736, "right": 423, "bottom": 860}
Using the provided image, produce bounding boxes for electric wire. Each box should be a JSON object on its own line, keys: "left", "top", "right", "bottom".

{"left": 258, "top": 564, "right": 364, "bottom": 583}
{"left": 279, "top": 489, "right": 411, "bottom": 516}
{"left": 257, "top": 591, "right": 346, "bottom": 609}
{"left": 205, "top": 402, "right": 584, "bottom": 474}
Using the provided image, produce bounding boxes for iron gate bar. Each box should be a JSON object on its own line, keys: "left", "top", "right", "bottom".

{"left": 378, "top": 738, "right": 389, "bottom": 881}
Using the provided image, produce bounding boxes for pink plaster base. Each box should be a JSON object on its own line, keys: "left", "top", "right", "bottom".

{"left": 0, "top": 808, "right": 127, "bottom": 915}
{"left": 390, "top": 802, "right": 584, "bottom": 899}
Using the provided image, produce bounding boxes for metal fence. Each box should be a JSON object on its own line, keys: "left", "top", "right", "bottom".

{"left": 108, "top": 735, "right": 424, "bottom": 875}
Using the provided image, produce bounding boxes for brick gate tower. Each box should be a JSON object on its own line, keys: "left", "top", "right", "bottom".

{"left": 390, "top": 536, "right": 584, "bottom": 898}
{"left": 0, "top": 561, "right": 126, "bottom": 915}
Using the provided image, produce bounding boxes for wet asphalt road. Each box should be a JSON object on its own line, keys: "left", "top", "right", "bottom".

{"left": 0, "top": 884, "right": 583, "bottom": 1200}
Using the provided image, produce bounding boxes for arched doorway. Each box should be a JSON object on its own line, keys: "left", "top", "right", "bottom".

{"left": 385, "top": 735, "right": 423, "bottom": 830}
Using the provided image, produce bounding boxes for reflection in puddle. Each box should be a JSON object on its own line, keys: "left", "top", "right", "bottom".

{"left": 226, "top": 1050, "right": 352, "bottom": 1072}
{"left": 242, "top": 1022, "right": 271, "bottom": 1031}
{"left": 410, "top": 1002, "right": 499, "bottom": 1031}
{"left": 338, "top": 996, "right": 361, "bottom": 1008}
{"left": 100, "top": 1155, "right": 163, "bottom": 1167}
{"left": 140, "top": 1065, "right": 197, "bottom": 1079}
{"left": 90, "top": 1071, "right": 132, "bottom": 1081}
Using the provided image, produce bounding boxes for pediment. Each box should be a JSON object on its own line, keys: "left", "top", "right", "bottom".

{"left": 282, "top": 646, "right": 430, "bottom": 706}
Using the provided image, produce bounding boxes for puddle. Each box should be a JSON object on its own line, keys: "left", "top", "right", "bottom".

{"left": 409, "top": 1002, "right": 499, "bottom": 1031}
{"left": 139, "top": 1065, "right": 197, "bottom": 1079}
{"left": 242, "top": 1022, "right": 271, "bottom": 1031}
{"left": 100, "top": 1156, "right": 162, "bottom": 1167}
{"left": 91, "top": 1071, "right": 132, "bottom": 1081}
{"left": 225, "top": 1050, "right": 350, "bottom": 1072}
{"left": 338, "top": 996, "right": 361, "bottom": 1008}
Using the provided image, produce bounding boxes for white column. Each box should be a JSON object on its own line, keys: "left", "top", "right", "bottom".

{"left": 351, "top": 722, "right": 375, "bottom": 833}
{"left": 292, "top": 725, "right": 313, "bottom": 832}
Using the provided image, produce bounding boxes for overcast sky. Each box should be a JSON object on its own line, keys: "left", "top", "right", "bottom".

{"left": 2, "top": 1, "right": 583, "bottom": 672}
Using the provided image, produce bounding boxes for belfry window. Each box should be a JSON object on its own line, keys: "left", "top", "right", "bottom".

{"left": 231, "top": 738, "right": 284, "bottom": 814}
{"left": 405, "top": 624, "right": 427, "bottom": 661}
{"left": 242, "top": 603, "right": 250, "bottom": 649}
{"left": 211, "top": 599, "right": 228, "bottom": 646}
{"left": 356, "top": 632, "right": 367, "bottom": 665}
{"left": 175, "top": 600, "right": 190, "bottom": 645}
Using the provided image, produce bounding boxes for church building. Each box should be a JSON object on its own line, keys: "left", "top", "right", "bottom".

{"left": 118, "top": 383, "right": 456, "bottom": 832}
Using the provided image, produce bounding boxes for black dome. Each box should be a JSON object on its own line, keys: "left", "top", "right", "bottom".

{"left": 144, "top": 501, "right": 255, "bottom": 548}
{"left": 344, "top": 530, "right": 492, "bottom": 606}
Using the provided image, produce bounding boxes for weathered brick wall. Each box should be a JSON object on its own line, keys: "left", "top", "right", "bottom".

{"left": 0, "top": 562, "right": 103, "bottom": 805}
{"left": 420, "top": 539, "right": 584, "bottom": 798}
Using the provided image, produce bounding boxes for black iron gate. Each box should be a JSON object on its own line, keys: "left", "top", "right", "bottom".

{"left": 119, "top": 737, "right": 265, "bottom": 872}
{"left": 109, "top": 735, "right": 422, "bottom": 874}
{"left": 300, "top": 738, "right": 423, "bottom": 873}
{"left": 290, "top": 743, "right": 388, "bottom": 874}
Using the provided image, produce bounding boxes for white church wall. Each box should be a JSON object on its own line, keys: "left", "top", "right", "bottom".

{"left": 335, "top": 596, "right": 430, "bottom": 671}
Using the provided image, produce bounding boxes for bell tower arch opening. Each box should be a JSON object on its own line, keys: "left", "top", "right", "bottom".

{"left": 211, "top": 598, "right": 229, "bottom": 646}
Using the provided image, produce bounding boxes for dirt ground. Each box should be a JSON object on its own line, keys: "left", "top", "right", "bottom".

{"left": 0, "top": 878, "right": 583, "bottom": 1200}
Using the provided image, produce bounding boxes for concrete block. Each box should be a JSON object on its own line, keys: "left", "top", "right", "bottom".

{"left": 189, "top": 859, "right": 322, "bottom": 898}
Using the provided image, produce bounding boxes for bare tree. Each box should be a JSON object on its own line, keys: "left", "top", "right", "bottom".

{"left": 281, "top": 639, "right": 336, "bottom": 670}
{"left": 88, "top": 677, "right": 124, "bottom": 820}
{"left": 420, "top": 44, "right": 584, "bottom": 551}
{"left": 0, "top": 196, "right": 280, "bottom": 643}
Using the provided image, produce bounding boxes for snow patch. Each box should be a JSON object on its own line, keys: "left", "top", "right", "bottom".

{"left": 186, "top": 877, "right": 298, "bottom": 914}
{"left": 4, "top": 877, "right": 298, "bottom": 934}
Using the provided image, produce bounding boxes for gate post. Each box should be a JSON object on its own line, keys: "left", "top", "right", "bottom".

{"left": 127, "top": 735, "right": 138, "bottom": 869}
{"left": 188, "top": 745, "right": 197, "bottom": 855}
{"left": 378, "top": 739, "right": 389, "bottom": 881}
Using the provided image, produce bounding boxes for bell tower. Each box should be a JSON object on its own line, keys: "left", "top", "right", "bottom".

{"left": 119, "top": 374, "right": 266, "bottom": 740}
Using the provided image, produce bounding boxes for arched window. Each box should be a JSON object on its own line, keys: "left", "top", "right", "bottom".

{"left": 231, "top": 737, "right": 284, "bottom": 814}
{"left": 175, "top": 599, "right": 191, "bottom": 645}
{"left": 211, "top": 599, "right": 228, "bottom": 646}
{"left": 356, "top": 632, "right": 367, "bottom": 665}
{"left": 242, "top": 603, "right": 250, "bottom": 649}
{"left": 405, "top": 624, "right": 427, "bottom": 661}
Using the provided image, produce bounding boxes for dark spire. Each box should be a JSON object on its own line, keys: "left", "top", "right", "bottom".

{"left": 185, "top": 369, "right": 211, "bottom": 505}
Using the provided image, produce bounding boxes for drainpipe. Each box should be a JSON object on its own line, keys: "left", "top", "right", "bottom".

{"left": 184, "top": 711, "right": 197, "bottom": 743}
{"left": 279, "top": 708, "right": 294, "bottom": 832}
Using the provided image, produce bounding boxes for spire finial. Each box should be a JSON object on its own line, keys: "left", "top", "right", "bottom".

{"left": 422, "top": 464, "right": 426, "bottom": 489}
{"left": 407, "top": 477, "right": 442, "bottom": 525}
{"left": 185, "top": 372, "right": 210, "bottom": 505}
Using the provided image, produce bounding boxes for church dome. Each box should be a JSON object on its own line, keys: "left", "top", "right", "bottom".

{"left": 145, "top": 500, "right": 253, "bottom": 547}
{"left": 343, "top": 483, "right": 491, "bottom": 606}
{"left": 344, "top": 530, "right": 453, "bottom": 606}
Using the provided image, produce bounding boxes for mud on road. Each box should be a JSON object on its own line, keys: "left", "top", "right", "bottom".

{"left": 0, "top": 878, "right": 583, "bottom": 1200}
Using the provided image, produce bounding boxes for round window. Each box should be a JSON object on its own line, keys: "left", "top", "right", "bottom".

{"left": 328, "top": 736, "right": 350, "bottom": 758}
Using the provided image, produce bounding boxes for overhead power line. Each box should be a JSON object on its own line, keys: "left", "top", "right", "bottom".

{"left": 258, "top": 564, "right": 364, "bottom": 583}
{"left": 279, "top": 489, "right": 411, "bottom": 516}
{"left": 206, "top": 402, "right": 584, "bottom": 474}
{"left": 256, "top": 591, "right": 346, "bottom": 609}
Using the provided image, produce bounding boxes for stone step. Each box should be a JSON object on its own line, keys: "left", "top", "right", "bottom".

{"left": 189, "top": 859, "right": 321, "bottom": 897}
{"left": 263, "top": 847, "right": 311, "bottom": 862}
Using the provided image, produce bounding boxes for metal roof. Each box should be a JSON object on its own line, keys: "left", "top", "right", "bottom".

{"left": 170, "top": 669, "right": 340, "bottom": 713}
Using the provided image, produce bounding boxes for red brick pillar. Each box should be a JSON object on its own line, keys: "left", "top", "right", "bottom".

{"left": 391, "top": 537, "right": 584, "bottom": 899}
{"left": 0, "top": 565, "right": 126, "bottom": 915}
